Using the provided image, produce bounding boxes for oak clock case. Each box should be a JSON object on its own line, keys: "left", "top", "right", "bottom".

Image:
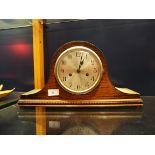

{"left": 18, "top": 41, "right": 143, "bottom": 107}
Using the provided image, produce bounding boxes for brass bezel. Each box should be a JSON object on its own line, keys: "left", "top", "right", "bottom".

{"left": 54, "top": 46, "right": 104, "bottom": 95}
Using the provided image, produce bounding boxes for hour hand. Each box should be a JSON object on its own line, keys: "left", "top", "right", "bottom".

{"left": 77, "top": 64, "right": 81, "bottom": 73}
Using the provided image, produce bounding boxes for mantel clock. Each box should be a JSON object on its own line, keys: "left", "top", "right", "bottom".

{"left": 18, "top": 41, "right": 143, "bottom": 107}
{"left": 54, "top": 45, "right": 103, "bottom": 94}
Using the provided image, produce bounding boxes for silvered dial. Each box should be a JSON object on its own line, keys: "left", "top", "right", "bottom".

{"left": 54, "top": 46, "right": 103, "bottom": 94}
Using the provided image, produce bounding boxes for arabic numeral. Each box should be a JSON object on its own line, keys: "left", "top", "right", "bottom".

{"left": 77, "top": 85, "right": 80, "bottom": 89}
{"left": 61, "top": 60, "right": 66, "bottom": 65}
{"left": 62, "top": 77, "right": 67, "bottom": 81}
{"left": 85, "top": 54, "right": 88, "bottom": 59}
{"left": 93, "top": 68, "right": 97, "bottom": 73}
{"left": 61, "top": 69, "right": 64, "bottom": 73}
{"left": 91, "top": 60, "right": 94, "bottom": 65}
{"left": 69, "top": 82, "right": 72, "bottom": 87}
{"left": 91, "top": 76, "right": 95, "bottom": 81}
{"left": 85, "top": 82, "right": 90, "bottom": 87}
{"left": 76, "top": 52, "right": 81, "bottom": 57}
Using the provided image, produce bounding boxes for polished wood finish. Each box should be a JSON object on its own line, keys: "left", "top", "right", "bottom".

{"left": 19, "top": 41, "right": 143, "bottom": 107}
{"left": 32, "top": 19, "right": 46, "bottom": 135}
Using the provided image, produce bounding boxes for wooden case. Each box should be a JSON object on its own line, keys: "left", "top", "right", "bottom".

{"left": 18, "top": 41, "right": 143, "bottom": 107}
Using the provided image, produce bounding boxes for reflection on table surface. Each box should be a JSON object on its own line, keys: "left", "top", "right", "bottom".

{"left": 17, "top": 106, "right": 143, "bottom": 135}
{"left": 1, "top": 96, "right": 155, "bottom": 135}
{"left": 47, "top": 110, "right": 143, "bottom": 135}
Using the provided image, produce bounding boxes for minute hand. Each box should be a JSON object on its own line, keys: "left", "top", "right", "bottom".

{"left": 77, "top": 58, "right": 84, "bottom": 73}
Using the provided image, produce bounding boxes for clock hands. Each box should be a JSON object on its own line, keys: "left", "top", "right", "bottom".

{"left": 80, "top": 55, "right": 85, "bottom": 65}
{"left": 77, "top": 56, "right": 85, "bottom": 73}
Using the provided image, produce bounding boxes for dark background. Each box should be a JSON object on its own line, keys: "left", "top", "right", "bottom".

{"left": 0, "top": 27, "right": 34, "bottom": 91}
{"left": 1, "top": 19, "right": 155, "bottom": 95}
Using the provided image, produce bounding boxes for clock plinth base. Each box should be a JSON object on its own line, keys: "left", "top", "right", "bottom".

{"left": 18, "top": 88, "right": 143, "bottom": 108}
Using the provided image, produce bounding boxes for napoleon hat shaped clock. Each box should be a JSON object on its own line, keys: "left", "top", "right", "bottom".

{"left": 18, "top": 41, "right": 143, "bottom": 107}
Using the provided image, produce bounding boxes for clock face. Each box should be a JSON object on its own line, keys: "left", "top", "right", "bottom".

{"left": 54, "top": 46, "right": 103, "bottom": 94}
